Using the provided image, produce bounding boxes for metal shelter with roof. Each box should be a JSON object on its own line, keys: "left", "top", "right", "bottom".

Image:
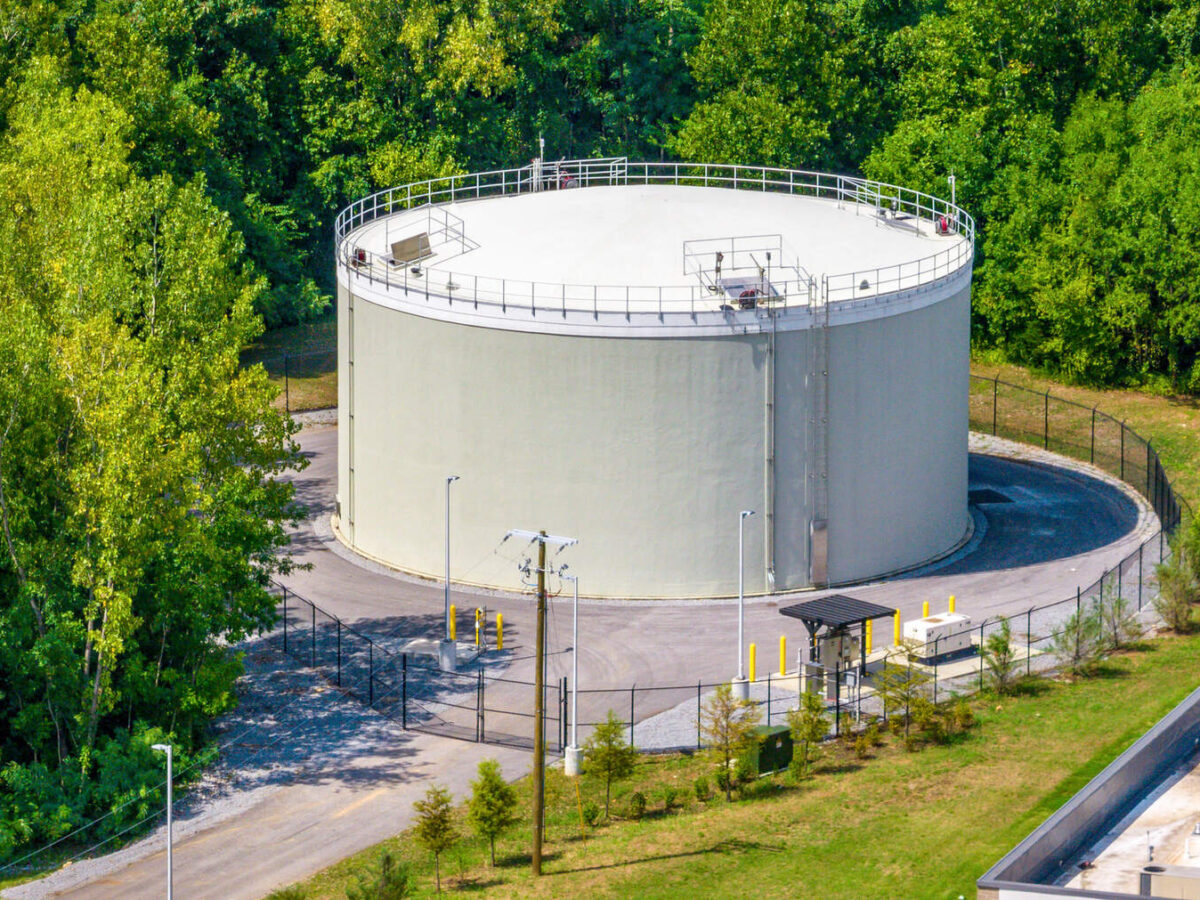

{"left": 780, "top": 594, "right": 897, "bottom": 675}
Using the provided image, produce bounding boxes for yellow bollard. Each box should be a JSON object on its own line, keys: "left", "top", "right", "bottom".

{"left": 779, "top": 635, "right": 787, "bottom": 676}
{"left": 449, "top": 604, "right": 457, "bottom": 641}
{"left": 475, "top": 608, "right": 483, "bottom": 647}
{"left": 948, "top": 595, "right": 956, "bottom": 614}
{"left": 496, "top": 613, "right": 504, "bottom": 650}
{"left": 922, "top": 600, "right": 930, "bottom": 619}
{"left": 866, "top": 620, "right": 873, "bottom": 655}
{"left": 893, "top": 610, "right": 901, "bottom": 646}
{"left": 749, "top": 643, "right": 757, "bottom": 683}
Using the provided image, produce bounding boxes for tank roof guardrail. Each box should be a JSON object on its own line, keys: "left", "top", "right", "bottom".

{"left": 335, "top": 160, "right": 976, "bottom": 323}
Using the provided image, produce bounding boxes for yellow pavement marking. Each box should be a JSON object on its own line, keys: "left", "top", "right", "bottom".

{"left": 331, "top": 788, "right": 387, "bottom": 820}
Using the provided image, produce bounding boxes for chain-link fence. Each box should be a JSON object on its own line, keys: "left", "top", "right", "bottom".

{"left": 244, "top": 347, "right": 337, "bottom": 415}
{"left": 969, "top": 374, "right": 1184, "bottom": 530}
{"left": 265, "top": 376, "right": 1189, "bottom": 752}
{"left": 267, "top": 583, "right": 565, "bottom": 751}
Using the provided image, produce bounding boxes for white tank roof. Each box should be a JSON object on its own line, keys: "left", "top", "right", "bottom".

{"left": 336, "top": 162, "right": 975, "bottom": 337}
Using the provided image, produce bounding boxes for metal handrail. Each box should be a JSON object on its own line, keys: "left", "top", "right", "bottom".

{"left": 335, "top": 161, "right": 976, "bottom": 321}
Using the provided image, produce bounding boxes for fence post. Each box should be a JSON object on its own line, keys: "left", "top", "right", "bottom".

{"left": 369, "top": 643, "right": 374, "bottom": 707}
{"left": 1043, "top": 391, "right": 1049, "bottom": 449}
{"left": 767, "top": 672, "right": 772, "bottom": 726}
{"left": 1090, "top": 407, "right": 1096, "bottom": 463}
{"left": 1026, "top": 609, "right": 1032, "bottom": 677}
{"left": 697, "top": 680, "right": 702, "bottom": 750}
{"left": 630, "top": 686, "right": 635, "bottom": 747}
{"left": 283, "top": 354, "right": 290, "bottom": 417}
{"left": 336, "top": 620, "right": 342, "bottom": 686}
{"left": 311, "top": 603, "right": 316, "bottom": 668}
{"left": 992, "top": 375, "right": 999, "bottom": 435}
{"left": 1138, "top": 543, "right": 1144, "bottom": 610}
{"left": 979, "top": 623, "right": 985, "bottom": 690}
{"left": 1076, "top": 586, "right": 1081, "bottom": 618}
{"left": 1120, "top": 422, "right": 1126, "bottom": 480}
{"left": 560, "top": 676, "right": 567, "bottom": 751}
{"left": 401, "top": 654, "right": 407, "bottom": 728}
{"left": 834, "top": 660, "right": 841, "bottom": 738}
{"left": 475, "top": 669, "right": 482, "bottom": 742}
{"left": 282, "top": 588, "right": 288, "bottom": 654}
{"left": 932, "top": 636, "right": 939, "bottom": 704}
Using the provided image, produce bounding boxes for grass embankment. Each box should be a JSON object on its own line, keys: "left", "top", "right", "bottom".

{"left": 282, "top": 633, "right": 1200, "bottom": 899}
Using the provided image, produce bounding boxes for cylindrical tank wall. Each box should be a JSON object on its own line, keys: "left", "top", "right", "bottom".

{"left": 336, "top": 280, "right": 970, "bottom": 597}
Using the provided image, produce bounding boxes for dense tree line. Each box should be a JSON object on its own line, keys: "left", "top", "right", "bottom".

{"left": 0, "top": 61, "right": 300, "bottom": 858}
{"left": 1, "top": 0, "right": 1199, "bottom": 865}
{"left": 5, "top": 0, "right": 1200, "bottom": 383}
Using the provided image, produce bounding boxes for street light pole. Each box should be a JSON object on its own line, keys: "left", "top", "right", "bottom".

{"left": 734, "top": 510, "right": 755, "bottom": 699}
{"left": 151, "top": 744, "right": 173, "bottom": 900}
{"left": 441, "top": 475, "right": 460, "bottom": 671}
{"left": 562, "top": 572, "right": 581, "bottom": 776}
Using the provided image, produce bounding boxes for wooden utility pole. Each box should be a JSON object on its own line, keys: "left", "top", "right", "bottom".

{"left": 532, "top": 530, "right": 547, "bottom": 876}
{"left": 500, "top": 527, "right": 575, "bottom": 879}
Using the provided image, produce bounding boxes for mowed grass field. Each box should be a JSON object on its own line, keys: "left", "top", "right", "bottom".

{"left": 282, "top": 633, "right": 1200, "bottom": 900}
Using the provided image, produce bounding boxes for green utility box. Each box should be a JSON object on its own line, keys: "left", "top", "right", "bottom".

{"left": 743, "top": 725, "right": 793, "bottom": 776}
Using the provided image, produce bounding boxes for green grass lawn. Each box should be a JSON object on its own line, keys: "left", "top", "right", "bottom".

{"left": 280, "top": 633, "right": 1200, "bottom": 899}
{"left": 241, "top": 313, "right": 338, "bottom": 412}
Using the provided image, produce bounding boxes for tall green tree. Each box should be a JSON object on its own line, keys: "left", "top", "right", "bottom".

{"left": 583, "top": 710, "right": 637, "bottom": 817}
{"left": 699, "top": 683, "right": 761, "bottom": 801}
{"left": 413, "top": 784, "right": 458, "bottom": 893}
{"left": 467, "top": 758, "right": 518, "bottom": 866}
{"left": 0, "top": 63, "right": 301, "bottom": 856}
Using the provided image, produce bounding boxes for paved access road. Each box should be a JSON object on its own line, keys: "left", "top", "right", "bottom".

{"left": 283, "top": 425, "right": 1154, "bottom": 723}
{"left": 11, "top": 421, "right": 1154, "bottom": 899}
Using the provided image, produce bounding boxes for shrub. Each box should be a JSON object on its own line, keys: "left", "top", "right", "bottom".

{"left": 467, "top": 759, "right": 518, "bottom": 867}
{"left": 1052, "top": 603, "right": 1106, "bottom": 676}
{"left": 734, "top": 756, "right": 755, "bottom": 786}
{"left": 693, "top": 775, "right": 711, "bottom": 801}
{"left": 660, "top": 786, "right": 678, "bottom": 811}
{"left": 911, "top": 696, "right": 947, "bottom": 745}
{"left": 1155, "top": 548, "right": 1197, "bottom": 633}
{"left": 581, "top": 800, "right": 601, "bottom": 826}
{"left": 413, "top": 785, "right": 457, "bottom": 893}
{"left": 1098, "top": 587, "right": 1141, "bottom": 650}
{"left": 584, "top": 711, "right": 638, "bottom": 818}
{"left": 865, "top": 723, "right": 883, "bottom": 747}
{"left": 787, "top": 690, "right": 830, "bottom": 778}
{"left": 714, "top": 768, "right": 732, "bottom": 796}
{"left": 700, "top": 683, "right": 762, "bottom": 801}
{"left": 344, "top": 851, "right": 410, "bottom": 900}
{"left": 952, "top": 699, "right": 976, "bottom": 732}
{"left": 853, "top": 733, "right": 872, "bottom": 759}
{"left": 983, "top": 617, "right": 1019, "bottom": 695}
{"left": 628, "top": 791, "right": 647, "bottom": 819}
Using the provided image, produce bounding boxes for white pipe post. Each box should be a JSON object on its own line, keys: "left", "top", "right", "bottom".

{"left": 441, "top": 475, "right": 460, "bottom": 671}
{"left": 152, "top": 744, "right": 173, "bottom": 900}
{"left": 734, "top": 510, "right": 755, "bottom": 698}
{"left": 564, "top": 572, "right": 582, "bottom": 775}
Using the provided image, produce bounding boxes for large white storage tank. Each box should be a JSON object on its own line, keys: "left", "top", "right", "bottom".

{"left": 334, "top": 159, "right": 974, "bottom": 598}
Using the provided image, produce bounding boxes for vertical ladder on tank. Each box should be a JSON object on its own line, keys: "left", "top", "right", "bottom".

{"left": 763, "top": 296, "right": 777, "bottom": 591}
{"left": 809, "top": 276, "right": 830, "bottom": 586}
